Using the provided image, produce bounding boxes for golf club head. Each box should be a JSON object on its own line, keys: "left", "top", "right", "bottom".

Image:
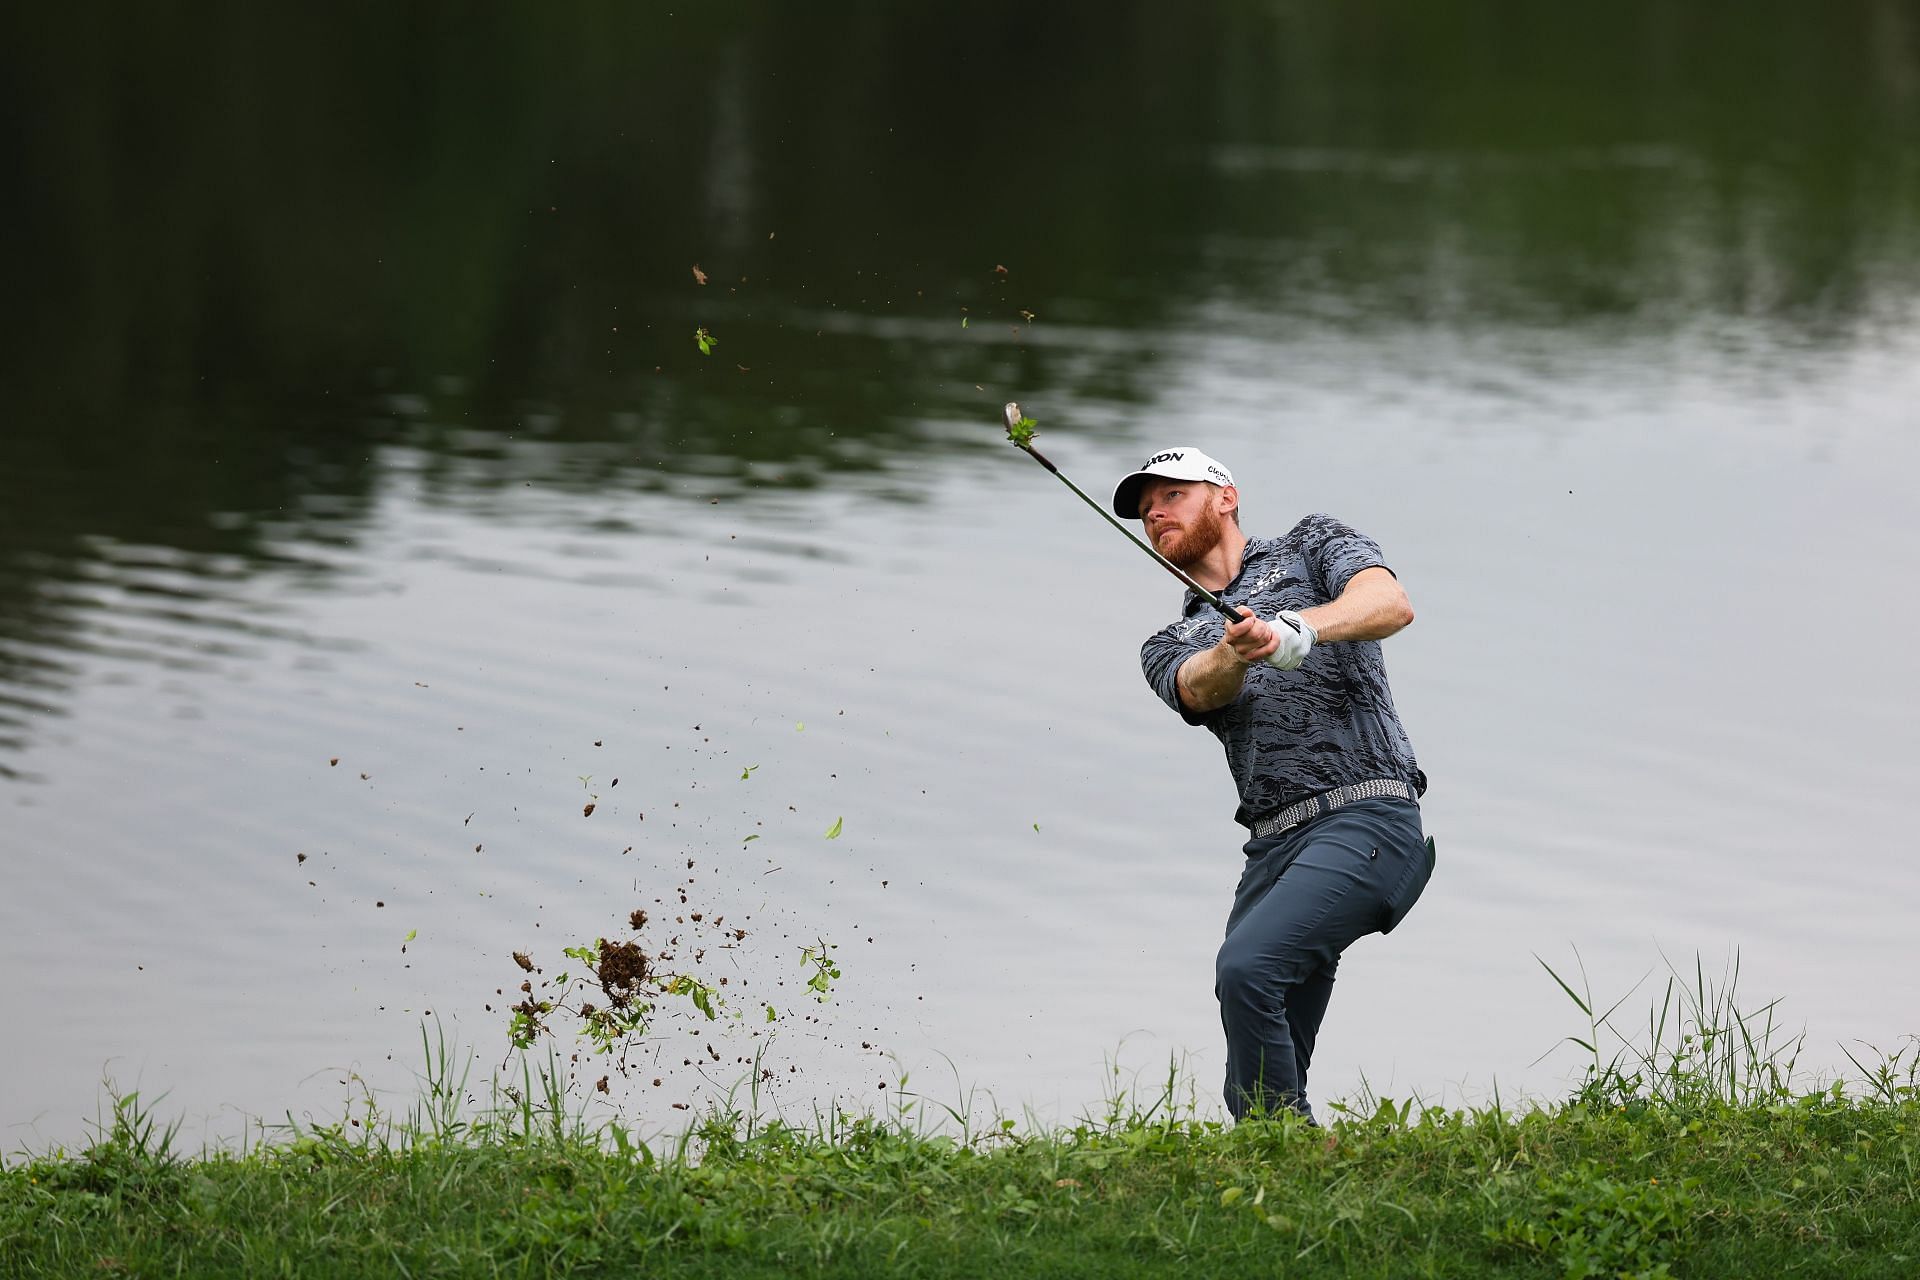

{"left": 1003, "top": 401, "right": 1038, "bottom": 448}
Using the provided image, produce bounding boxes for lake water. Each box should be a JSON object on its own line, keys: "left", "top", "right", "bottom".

{"left": 4, "top": 4, "right": 1918, "bottom": 1149}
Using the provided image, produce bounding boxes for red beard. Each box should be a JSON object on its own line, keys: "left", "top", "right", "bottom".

{"left": 1155, "top": 503, "right": 1225, "bottom": 570}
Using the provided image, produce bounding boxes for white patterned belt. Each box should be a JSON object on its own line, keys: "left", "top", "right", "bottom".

{"left": 1250, "top": 779, "right": 1418, "bottom": 840}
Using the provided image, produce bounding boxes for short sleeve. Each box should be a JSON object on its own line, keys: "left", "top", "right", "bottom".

{"left": 1299, "top": 513, "right": 1390, "bottom": 599}
{"left": 1141, "top": 623, "right": 1214, "bottom": 726}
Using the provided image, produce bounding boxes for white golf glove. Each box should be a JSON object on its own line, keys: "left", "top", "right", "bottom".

{"left": 1263, "top": 611, "right": 1316, "bottom": 670}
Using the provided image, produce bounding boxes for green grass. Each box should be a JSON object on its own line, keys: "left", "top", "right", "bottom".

{"left": 6, "top": 1085, "right": 1917, "bottom": 1278}
{"left": 4, "top": 960, "right": 1919, "bottom": 1278}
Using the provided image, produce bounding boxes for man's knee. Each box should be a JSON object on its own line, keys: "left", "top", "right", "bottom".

{"left": 1215, "top": 946, "right": 1250, "bottom": 1002}
{"left": 1215, "top": 943, "right": 1281, "bottom": 1013}
{"left": 1218, "top": 933, "right": 1341, "bottom": 1010}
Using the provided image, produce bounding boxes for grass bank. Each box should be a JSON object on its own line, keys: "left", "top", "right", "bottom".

{"left": 5, "top": 960, "right": 1918, "bottom": 1278}
{"left": 4, "top": 1086, "right": 1918, "bottom": 1278}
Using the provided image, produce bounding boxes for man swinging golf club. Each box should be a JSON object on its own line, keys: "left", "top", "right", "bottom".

{"left": 1114, "top": 445, "right": 1435, "bottom": 1124}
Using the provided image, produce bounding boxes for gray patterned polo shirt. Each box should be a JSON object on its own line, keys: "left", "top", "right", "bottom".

{"left": 1140, "top": 514, "right": 1422, "bottom": 830}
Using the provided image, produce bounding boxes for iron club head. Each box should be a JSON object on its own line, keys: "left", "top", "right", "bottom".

{"left": 1003, "top": 401, "right": 1036, "bottom": 448}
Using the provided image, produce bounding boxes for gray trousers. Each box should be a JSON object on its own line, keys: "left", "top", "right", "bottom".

{"left": 1216, "top": 796, "right": 1433, "bottom": 1122}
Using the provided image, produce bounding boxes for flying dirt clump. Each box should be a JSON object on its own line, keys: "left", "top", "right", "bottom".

{"left": 504, "top": 902, "right": 733, "bottom": 1063}
{"left": 596, "top": 937, "right": 650, "bottom": 1007}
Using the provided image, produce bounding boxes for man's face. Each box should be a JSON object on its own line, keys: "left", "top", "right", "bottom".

{"left": 1138, "top": 478, "right": 1232, "bottom": 569}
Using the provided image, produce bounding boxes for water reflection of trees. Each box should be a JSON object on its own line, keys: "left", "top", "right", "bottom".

{"left": 0, "top": 1, "right": 1915, "bottom": 763}
{"left": 4, "top": 4, "right": 1914, "bottom": 495}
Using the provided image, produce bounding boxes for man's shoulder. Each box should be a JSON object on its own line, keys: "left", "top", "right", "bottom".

{"left": 1283, "top": 512, "right": 1358, "bottom": 538}
{"left": 1245, "top": 515, "right": 1345, "bottom": 552}
{"left": 1268, "top": 513, "right": 1380, "bottom": 558}
{"left": 1245, "top": 520, "right": 1347, "bottom": 566}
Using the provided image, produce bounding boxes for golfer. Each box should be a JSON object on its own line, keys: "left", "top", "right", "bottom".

{"left": 1115, "top": 447, "right": 1434, "bottom": 1124}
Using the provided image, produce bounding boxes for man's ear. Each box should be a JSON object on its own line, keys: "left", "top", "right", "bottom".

{"left": 1216, "top": 484, "right": 1239, "bottom": 517}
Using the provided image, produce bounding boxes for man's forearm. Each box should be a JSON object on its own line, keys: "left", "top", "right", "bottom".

{"left": 1176, "top": 643, "right": 1254, "bottom": 713}
{"left": 1297, "top": 568, "right": 1414, "bottom": 644}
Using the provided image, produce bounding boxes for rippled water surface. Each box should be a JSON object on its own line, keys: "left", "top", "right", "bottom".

{"left": 4, "top": 4, "right": 1918, "bottom": 1147}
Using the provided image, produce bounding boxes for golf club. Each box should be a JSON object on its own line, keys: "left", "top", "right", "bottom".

{"left": 1002, "top": 402, "right": 1302, "bottom": 652}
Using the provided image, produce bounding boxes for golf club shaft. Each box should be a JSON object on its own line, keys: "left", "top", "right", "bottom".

{"left": 1006, "top": 402, "right": 1300, "bottom": 635}
{"left": 1020, "top": 441, "right": 1241, "bottom": 621}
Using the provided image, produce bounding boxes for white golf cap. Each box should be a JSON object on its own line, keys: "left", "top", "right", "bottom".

{"left": 1110, "top": 446, "right": 1235, "bottom": 518}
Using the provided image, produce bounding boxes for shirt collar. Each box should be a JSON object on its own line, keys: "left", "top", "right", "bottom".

{"left": 1180, "top": 535, "right": 1274, "bottom": 617}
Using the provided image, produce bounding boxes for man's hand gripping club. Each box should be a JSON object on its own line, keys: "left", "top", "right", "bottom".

{"left": 1175, "top": 608, "right": 1316, "bottom": 714}
{"left": 1226, "top": 606, "right": 1315, "bottom": 670}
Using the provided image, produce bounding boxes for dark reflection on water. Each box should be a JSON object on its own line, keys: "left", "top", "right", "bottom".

{"left": 1, "top": 0, "right": 1916, "bottom": 764}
